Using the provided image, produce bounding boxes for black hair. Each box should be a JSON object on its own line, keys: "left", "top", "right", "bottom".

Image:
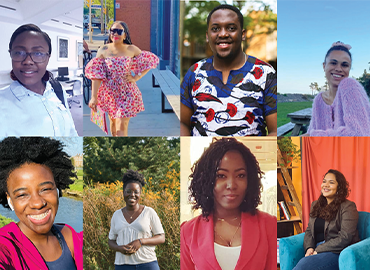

{"left": 324, "top": 42, "right": 352, "bottom": 64}
{"left": 108, "top": 21, "right": 132, "bottom": 45}
{"left": 122, "top": 170, "right": 146, "bottom": 192}
{"left": 207, "top": 4, "right": 244, "bottom": 29}
{"left": 0, "top": 137, "right": 76, "bottom": 209}
{"left": 189, "top": 138, "right": 263, "bottom": 218}
{"left": 9, "top": 24, "right": 52, "bottom": 54}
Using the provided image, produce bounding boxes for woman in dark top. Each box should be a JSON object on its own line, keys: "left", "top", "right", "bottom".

{"left": 293, "top": 169, "right": 359, "bottom": 270}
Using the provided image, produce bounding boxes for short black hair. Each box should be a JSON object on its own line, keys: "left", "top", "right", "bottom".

{"left": 9, "top": 24, "right": 52, "bottom": 54}
{"left": 324, "top": 42, "right": 352, "bottom": 64}
{"left": 0, "top": 137, "right": 76, "bottom": 209}
{"left": 207, "top": 4, "right": 244, "bottom": 29}
{"left": 108, "top": 21, "right": 132, "bottom": 45}
{"left": 122, "top": 170, "right": 146, "bottom": 192}
{"left": 189, "top": 138, "right": 263, "bottom": 218}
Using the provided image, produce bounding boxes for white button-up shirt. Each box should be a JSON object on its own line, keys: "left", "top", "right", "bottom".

{"left": 0, "top": 80, "right": 78, "bottom": 136}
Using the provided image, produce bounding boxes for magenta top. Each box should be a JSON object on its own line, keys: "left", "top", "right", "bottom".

{"left": 0, "top": 222, "right": 83, "bottom": 270}
{"left": 308, "top": 78, "right": 370, "bottom": 136}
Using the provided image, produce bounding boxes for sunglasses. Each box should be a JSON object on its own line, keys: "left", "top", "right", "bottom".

{"left": 110, "top": 28, "right": 124, "bottom": 35}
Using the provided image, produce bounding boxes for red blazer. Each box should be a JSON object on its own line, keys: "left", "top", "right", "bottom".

{"left": 181, "top": 210, "right": 277, "bottom": 270}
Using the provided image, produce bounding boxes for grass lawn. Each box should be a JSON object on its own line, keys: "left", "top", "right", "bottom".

{"left": 277, "top": 101, "right": 313, "bottom": 127}
{"left": 68, "top": 169, "right": 83, "bottom": 193}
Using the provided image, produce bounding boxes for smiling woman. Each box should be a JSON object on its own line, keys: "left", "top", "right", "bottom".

{"left": 0, "top": 137, "right": 83, "bottom": 270}
{"left": 180, "top": 137, "right": 276, "bottom": 270}
{"left": 307, "top": 42, "right": 370, "bottom": 136}
{"left": 0, "top": 24, "right": 77, "bottom": 136}
{"left": 108, "top": 170, "right": 165, "bottom": 270}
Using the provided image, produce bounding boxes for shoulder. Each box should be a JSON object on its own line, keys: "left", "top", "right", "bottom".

{"left": 338, "top": 78, "right": 368, "bottom": 99}
{"left": 0, "top": 222, "right": 18, "bottom": 236}
{"left": 144, "top": 206, "right": 158, "bottom": 215}
{"left": 181, "top": 215, "right": 205, "bottom": 232}
{"left": 97, "top": 44, "right": 111, "bottom": 58}
{"left": 128, "top": 44, "right": 142, "bottom": 56}
{"left": 252, "top": 211, "right": 277, "bottom": 229}
{"left": 249, "top": 56, "right": 275, "bottom": 71}
{"left": 340, "top": 199, "right": 357, "bottom": 210}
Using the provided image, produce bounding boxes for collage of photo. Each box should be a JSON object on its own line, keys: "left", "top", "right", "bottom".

{"left": 0, "top": 0, "right": 369, "bottom": 269}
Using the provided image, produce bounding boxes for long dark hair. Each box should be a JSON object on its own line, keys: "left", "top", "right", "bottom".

{"left": 188, "top": 138, "right": 263, "bottom": 218}
{"left": 310, "top": 169, "right": 350, "bottom": 221}
{"left": 108, "top": 21, "right": 132, "bottom": 44}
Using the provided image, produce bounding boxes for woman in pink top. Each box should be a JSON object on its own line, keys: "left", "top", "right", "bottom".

{"left": 307, "top": 41, "right": 370, "bottom": 136}
{"left": 181, "top": 138, "right": 276, "bottom": 270}
{"left": 0, "top": 137, "right": 83, "bottom": 270}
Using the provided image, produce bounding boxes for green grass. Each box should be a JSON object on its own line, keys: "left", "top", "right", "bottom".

{"left": 0, "top": 214, "right": 14, "bottom": 227}
{"left": 277, "top": 101, "right": 313, "bottom": 127}
{"left": 69, "top": 176, "right": 83, "bottom": 193}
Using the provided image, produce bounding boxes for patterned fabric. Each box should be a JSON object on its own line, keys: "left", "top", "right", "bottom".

{"left": 85, "top": 51, "right": 159, "bottom": 119}
{"left": 181, "top": 56, "right": 277, "bottom": 136}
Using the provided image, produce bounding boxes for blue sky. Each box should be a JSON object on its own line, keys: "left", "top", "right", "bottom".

{"left": 278, "top": 0, "right": 370, "bottom": 94}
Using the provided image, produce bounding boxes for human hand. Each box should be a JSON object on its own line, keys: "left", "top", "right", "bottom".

{"left": 119, "top": 244, "right": 135, "bottom": 255}
{"left": 89, "top": 97, "right": 98, "bottom": 112}
{"left": 127, "top": 239, "right": 142, "bottom": 252}
{"left": 313, "top": 250, "right": 317, "bottom": 255}
{"left": 126, "top": 74, "right": 138, "bottom": 83}
{"left": 305, "top": 248, "right": 314, "bottom": 257}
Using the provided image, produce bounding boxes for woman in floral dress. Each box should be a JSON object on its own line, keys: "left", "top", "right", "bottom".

{"left": 85, "top": 21, "right": 159, "bottom": 136}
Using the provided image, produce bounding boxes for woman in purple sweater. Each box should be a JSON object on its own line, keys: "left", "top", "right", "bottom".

{"left": 307, "top": 42, "right": 370, "bottom": 136}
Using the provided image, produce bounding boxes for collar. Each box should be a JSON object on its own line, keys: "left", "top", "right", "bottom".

{"left": 198, "top": 212, "right": 261, "bottom": 270}
{"left": 10, "top": 80, "right": 52, "bottom": 101}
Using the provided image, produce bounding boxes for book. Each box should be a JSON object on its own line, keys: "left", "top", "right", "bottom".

{"left": 278, "top": 201, "right": 291, "bottom": 220}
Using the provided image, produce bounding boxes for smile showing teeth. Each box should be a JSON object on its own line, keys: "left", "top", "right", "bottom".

{"left": 332, "top": 74, "right": 342, "bottom": 78}
{"left": 29, "top": 210, "right": 50, "bottom": 220}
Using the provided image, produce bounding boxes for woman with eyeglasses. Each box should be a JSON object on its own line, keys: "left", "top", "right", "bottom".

{"left": 85, "top": 21, "right": 159, "bottom": 136}
{"left": 0, "top": 24, "right": 77, "bottom": 136}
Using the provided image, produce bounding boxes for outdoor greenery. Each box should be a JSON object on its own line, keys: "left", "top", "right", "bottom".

{"left": 0, "top": 215, "right": 14, "bottom": 227}
{"left": 83, "top": 137, "right": 180, "bottom": 270}
{"left": 277, "top": 101, "right": 313, "bottom": 128}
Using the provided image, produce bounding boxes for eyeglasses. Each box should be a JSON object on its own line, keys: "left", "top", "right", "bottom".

{"left": 110, "top": 28, "right": 124, "bottom": 35}
{"left": 9, "top": 50, "right": 49, "bottom": 63}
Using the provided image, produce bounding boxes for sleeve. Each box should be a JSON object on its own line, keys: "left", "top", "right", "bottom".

{"left": 180, "top": 64, "right": 196, "bottom": 109}
{"left": 303, "top": 202, "right": 316, "bottom": 252}
{"left": 85, "top": 57, "right": 107, "bottom": 80}
{"left": 131, "top": 51, "right": 159, "bottom": 75}
{"left": 263, "top": 66, "right": 277, "bottom": 116}
{"left": 180, "top": 221, "right": 196, "bottom": 270}
{"left": 315, "top": 201, "right": 359, "bottom": 253}
{"left": 149, "top": 208, "right": 165, "bottom": 235}
{"left": 264, "top": 214, "right": 277, "bottom": 270}
{"left": 108, "top": 212, "right": 118, "bottom": 240}
{"left": 309, "top": 78, "right": 370, "bottom": 136}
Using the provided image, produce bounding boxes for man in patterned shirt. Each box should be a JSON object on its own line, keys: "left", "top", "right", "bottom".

{"left": 180, "top": 4, "right": 277, "bottom": 136}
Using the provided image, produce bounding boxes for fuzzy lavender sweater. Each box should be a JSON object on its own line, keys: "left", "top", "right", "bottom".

{"left": 308, "top": 78, "right": 370, "bottom": 136}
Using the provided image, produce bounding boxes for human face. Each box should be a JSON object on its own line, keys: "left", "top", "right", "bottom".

{"left": 10, "top": 31, "right": 50, "bottom": 92}
{"left": 321, "top": 173, "right": 338, "bottom": 203}
{"left": 323, "top": 50, "right": 351, "bottom": 89}
{"left": 123, "top": 182, "right": 141, "bottom": 208}
{"left": 110, "top": 23, "right": 126, "bottom": 43}
{"left": 206, "top": 9, "right": 245, "bottom": 60}
{"left": 6, "top": 163, "right": 58, "bottom": 237}
{"left": 213, "top": 150, "right": 248, "bottom": 212}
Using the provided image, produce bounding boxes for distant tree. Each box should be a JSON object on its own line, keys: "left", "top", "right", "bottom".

{"left": 83, "top": 137, "right": 180, "bottom": 194}
{"left": 357, "top": 68, "right": 370, "bottom": 97}
{"left": 309, "top": 82, "right": 320, "bottom": 95}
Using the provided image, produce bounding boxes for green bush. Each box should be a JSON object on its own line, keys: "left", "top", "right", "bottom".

{"left": 0, "top": 215, "right": 14, "bottom": 227}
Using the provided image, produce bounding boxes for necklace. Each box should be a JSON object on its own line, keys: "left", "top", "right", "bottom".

{"left": 214, "top": 221, "right": 241, "bottom": 247}
{"left": 217, "top": 216, "right": 239, "bottom": 222}
{"left": 125, "top": 207, "right": 139, "bottom": 220}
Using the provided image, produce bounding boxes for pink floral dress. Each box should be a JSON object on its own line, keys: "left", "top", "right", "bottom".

{"left": 85, "top": 51, "right": 159, "bottom": 119}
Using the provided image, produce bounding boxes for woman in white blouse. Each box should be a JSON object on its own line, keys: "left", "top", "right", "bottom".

{"left": 108, "top": 170, "right": 165, "bottom": 270}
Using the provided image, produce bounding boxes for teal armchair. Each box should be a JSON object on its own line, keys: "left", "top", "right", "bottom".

{"left": 279, "top": 211, "right": 370, "bottom": 270}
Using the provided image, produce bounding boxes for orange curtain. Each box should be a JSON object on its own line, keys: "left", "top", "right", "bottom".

{"left": 301, "top": 137, "right": 370, "bottom": 230}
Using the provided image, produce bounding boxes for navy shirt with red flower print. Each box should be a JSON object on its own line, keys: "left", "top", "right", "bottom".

{"left": 181, "top": 55, "right": 277, "bottom": 136}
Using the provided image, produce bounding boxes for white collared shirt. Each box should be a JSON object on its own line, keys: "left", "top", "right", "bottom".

{"left": 0, "top": 80, "right": 78, "bottom": 136}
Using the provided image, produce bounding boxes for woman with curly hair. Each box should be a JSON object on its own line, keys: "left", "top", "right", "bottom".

{"left": 181, "top": 138, "right": 276, "bottom": 270}
{"left": 293, "top": 169, "right": 359, "bottom": 270}
{"left": 108, "top": 170, "right": 165, "bottom": 270}
{"left": 0, "top": 137, "right": 83, "bottom": 270}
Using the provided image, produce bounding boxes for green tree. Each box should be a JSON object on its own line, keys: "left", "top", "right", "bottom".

{"left": 358, "top": 68, "right": 370, "bottom": 97}
{"left": 309, "top": 82, "right": 320, "bottom": 95}
{"left": 83, "top": 137, "right": 180, "bottom": 194}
